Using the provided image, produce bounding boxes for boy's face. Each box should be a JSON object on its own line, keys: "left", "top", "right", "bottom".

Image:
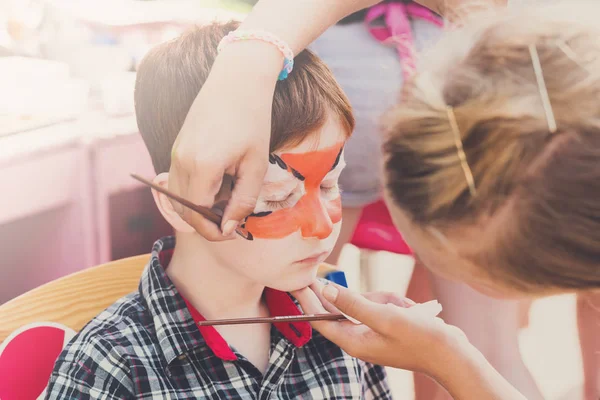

{"left": 208, "top": 116, "right": 347, "bottom": 291}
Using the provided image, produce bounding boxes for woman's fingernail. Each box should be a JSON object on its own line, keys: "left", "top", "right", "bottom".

{"left": 405, "top": 298, "right": 417, "bottom": 306}
{"left": 222, "top": 220, "right": 239, "bottom": 237}
{"left": 322, "top": 285, "right": 339, "bottom": 302}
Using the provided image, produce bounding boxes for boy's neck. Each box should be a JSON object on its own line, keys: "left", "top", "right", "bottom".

{"left": 166, "top": 234, "right": 268, "bottom": 321}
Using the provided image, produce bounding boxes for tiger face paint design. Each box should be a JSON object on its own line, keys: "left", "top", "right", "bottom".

{"left": 244, "top": 143, "right": 344, "bottom": 240}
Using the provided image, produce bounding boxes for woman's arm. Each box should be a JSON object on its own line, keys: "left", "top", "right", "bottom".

{"left": 435, "top": 339, "right": 528, "bottom": 400}
{"left": 239, "top": 0, "right": 381, "bottom": 53}
{"left": 292, "top": 282, "right": 526, "bottom": 400}
{"left": 170, "top": 0, "right": 380, "bottom": 240}
{"left": 170, "top": 0, "right": 507, "bottom": 241}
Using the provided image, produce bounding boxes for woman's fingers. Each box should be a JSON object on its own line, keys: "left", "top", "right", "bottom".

{"left": 294, "top": 282, "right": 417, "bottom": 325}
{"left": 308, "top": 280, "right": 340, "bottom": 314}
{"left": 362, "top": 291, "right": 416, "bottom": 308}
{"left": 168, "top": 162, "right": 229, "bottom": 241}
{"left": 221, "top": 151, "right": 268, "bottom": 236}
{"left": 291, "top": 286, "right": 329, "bottom": 314}
{"left": 321, "top": 285, "right": 397, "bottom": 329}
{"left": 292, "top": 285, "right": 370, "bottom": 347}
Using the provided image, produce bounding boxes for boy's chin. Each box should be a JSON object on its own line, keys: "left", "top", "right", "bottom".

{"left": 268, "top": 269, "right": 319, "bottom": 293}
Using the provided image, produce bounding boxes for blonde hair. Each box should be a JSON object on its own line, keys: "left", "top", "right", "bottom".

{"left": 383, "top": 1, "right": 600, "bottom": 291}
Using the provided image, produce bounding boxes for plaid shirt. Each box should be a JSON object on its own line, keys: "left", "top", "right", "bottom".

{"left": 46, "top": 237, "right": 391, "bottom": 399}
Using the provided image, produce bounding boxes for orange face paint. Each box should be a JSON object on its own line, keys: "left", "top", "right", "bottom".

{"left": 245, "top": 143, "right": 344, "bottom": 239}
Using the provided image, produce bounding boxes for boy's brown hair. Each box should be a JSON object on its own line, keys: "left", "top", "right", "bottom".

{"left": 135, "top": 21, "right": 354, "bottom": 175}
{"left": 383, "top": 2, "right": 600, "bottom": 292}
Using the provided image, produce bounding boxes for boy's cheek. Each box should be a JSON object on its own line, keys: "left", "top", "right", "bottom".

{"left": 327, "top": 197, "right": 342, "bottom": 224}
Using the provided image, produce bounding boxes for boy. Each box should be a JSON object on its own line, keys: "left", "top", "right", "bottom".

{"left": 45, "top": 21, "right": 391, "bottom": 399}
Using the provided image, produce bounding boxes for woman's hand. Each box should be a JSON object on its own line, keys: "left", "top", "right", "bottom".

{"left": 292, "top": 281, "right": 528, "bottom": 400}
{"left": 292, "top": 280, "right": 468, "bottom": 376}
{"left": 167, "top": 0, "right": 379, "bottom": 241}
{"left": 169, "top": 42, "right": 279, "bottom": 240}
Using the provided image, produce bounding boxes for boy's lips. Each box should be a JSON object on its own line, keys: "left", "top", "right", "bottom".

{"left": 295, "top": 251, "right": 329, "bottom": 265}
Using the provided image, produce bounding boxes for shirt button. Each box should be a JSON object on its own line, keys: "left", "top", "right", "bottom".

{"left": 177, "top": 354, "right": 187, "bottom": 361}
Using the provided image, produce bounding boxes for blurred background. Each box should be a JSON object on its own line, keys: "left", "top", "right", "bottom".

{"left": 0, "top": 1, "right": 589, "bottom": 398}
{"left": 0, "top": 0, "right": 251, "bottom": 304}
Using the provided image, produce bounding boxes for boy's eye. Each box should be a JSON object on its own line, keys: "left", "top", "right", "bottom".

{"left": 264, "top": 192, "right": 299, "bottom": 210}
{"left": 320, "top": 183, "right": 340, "bottom": 196}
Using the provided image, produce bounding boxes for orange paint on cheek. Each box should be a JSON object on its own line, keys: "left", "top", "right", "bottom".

{"left": 245, "top": 143, "right": 344, "bottom": 239}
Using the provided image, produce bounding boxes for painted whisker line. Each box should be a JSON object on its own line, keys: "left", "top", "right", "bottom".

{"left": 330, "top": 147, "right": 343, "bottom": 171}
{"left": 249, "top": 211, "right": 273, "bottom": 218}
{"left": 269, "top": 154, "right": 288, "bottom": 170}
{"left": 196, "top": 313, "right": 347, "bottom": 326}
{"left": 291, "top": 168, "right": 305, "bottom": 181}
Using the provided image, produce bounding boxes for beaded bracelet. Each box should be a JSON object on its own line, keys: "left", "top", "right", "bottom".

{"left": 217, "top": 29, "right": 294, "bottom": 80}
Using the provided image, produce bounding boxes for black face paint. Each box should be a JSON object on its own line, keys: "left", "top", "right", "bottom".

{"left": 330, "top": 147, "right": 343, "bottom": 171}
{"left": 270, "top": 154, "right": 288, "bottom": 170}
{"left": 249, "top": 211, "right": 273, "bottom": 218}
{"left": 291, "top": 168, "right": 305, "bottom": 181}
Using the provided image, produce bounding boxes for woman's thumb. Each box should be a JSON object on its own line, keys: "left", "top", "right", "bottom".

{"left": 322, "top": 285, "right": 386, "bottom": 327}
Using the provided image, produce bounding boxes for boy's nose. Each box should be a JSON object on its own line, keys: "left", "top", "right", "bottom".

{"left": 299, "top": 194, "right": 333, "bottom": 239}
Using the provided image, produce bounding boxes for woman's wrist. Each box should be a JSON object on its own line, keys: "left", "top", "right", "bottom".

{"left": 430, "top": 339, "right": 526, "bottom": 400}
{"left": 208, "top": 0, "right": 385, "bottom": 86}
{"left": 238, "top": 0, "right": 380, "bottom": 54}
{"left": 212, "top": 39, "right": 283, "bottom": 86}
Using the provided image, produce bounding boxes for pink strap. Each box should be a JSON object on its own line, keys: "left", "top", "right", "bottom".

{"left": 365, "top": 2, "right": 442, "bottom": 81}
{"left": 405, "top": 3, "right": 444, "bottom": 27}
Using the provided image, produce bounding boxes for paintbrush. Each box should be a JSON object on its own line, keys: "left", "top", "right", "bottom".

{"left": 131, "top": 173, "right": 348, "bottom": 326}
{"left": 130, "top": 173, "right": 252, "bottom": 240}
{"left": 196, "top": 313, "right": 347, "bottom": 326}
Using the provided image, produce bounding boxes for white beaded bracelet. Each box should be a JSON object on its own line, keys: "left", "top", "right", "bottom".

{"left": 217, "top": 29, "right": 294, "bottom": 80}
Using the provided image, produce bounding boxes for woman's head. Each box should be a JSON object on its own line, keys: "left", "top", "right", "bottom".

{"left": 135, "top": 22, "right": 353, "bottom": 291}
{"left": 383, "top": 1, "right": 600, "bottom": 297}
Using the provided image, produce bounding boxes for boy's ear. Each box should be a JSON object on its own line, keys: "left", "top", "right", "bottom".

{"left": 152, "top": 173, "right": 195, "bottom": 234}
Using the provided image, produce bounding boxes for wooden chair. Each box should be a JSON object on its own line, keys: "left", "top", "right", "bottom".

{"left": 0, "top": 253, "right": 150, "bottom": 343}
{"left": 0, "top": 254, "right": 149, "bottom": 400}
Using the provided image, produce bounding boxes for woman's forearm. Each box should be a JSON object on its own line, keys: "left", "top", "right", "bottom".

{"left": 239, "top": 0, "right": 380, "bottom": 53}
{"left": 434, "top": 343, "right": 528, "bottom": 400}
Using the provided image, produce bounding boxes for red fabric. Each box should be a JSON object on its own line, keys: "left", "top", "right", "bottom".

{"left": 264, "top": 289, "right": 312, "bottom": 347}
{"left": 0, "top": 325, "right": 69, "bottom": 400}
{"left": 160, "top": 248, "right": 312, "bottom": 361}
{"left": 350, "top": 200, "right": 413, "bottom": 255}
{"left": 158, "top": 248, "right": 174, "bottom": 267}
{"left": 181, "top": 297, "right": 238, "bottom": 361}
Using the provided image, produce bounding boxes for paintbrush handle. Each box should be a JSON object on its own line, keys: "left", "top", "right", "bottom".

{"left": 197, "top": 313, "right": 347, "bottom": 326}
{"left": 130, "top": 173, "right": 252, "bottom": 240}
{"left": 130, "top": 173, "right": 220, "bottom": 224}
